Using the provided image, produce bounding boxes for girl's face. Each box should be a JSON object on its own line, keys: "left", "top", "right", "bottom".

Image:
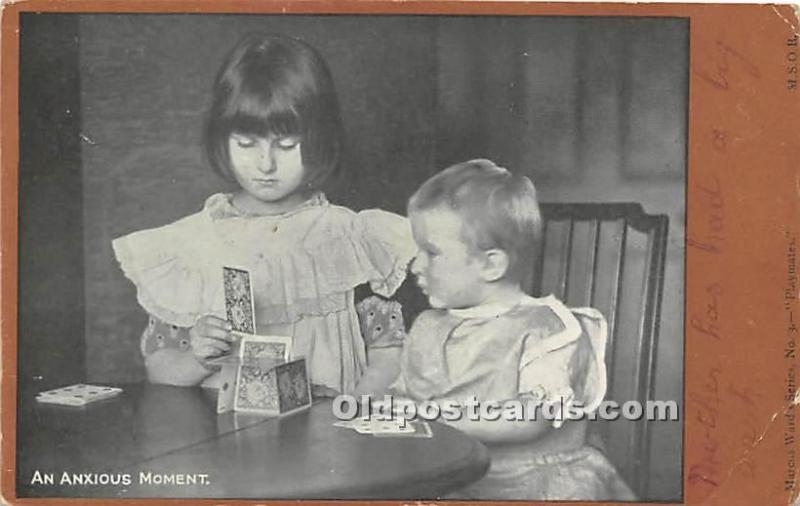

{"left": 228, "top": 132, "right": 306, "bottom": 205}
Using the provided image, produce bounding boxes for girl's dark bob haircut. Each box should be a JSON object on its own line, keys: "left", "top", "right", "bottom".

{"left": 205, "top": 34, "right": 343, "bottom": 189}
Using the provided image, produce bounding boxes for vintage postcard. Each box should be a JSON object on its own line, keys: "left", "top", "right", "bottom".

{"left": 1, "top": 1, "right": 798, "bottom": 505}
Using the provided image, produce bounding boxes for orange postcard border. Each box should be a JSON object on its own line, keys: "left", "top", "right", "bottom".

{"left": 2, "top": 2, "right": 799, "bottom": 505}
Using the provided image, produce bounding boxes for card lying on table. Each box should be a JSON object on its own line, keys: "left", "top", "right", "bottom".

{"left": 372, "top": 420, "right": 433, "bottom": 438}
{"left": 36, "top": 384, "right": 123, "bottom": 407}
{"left": 334, "top": 417, "right": 433, "bottom": 438}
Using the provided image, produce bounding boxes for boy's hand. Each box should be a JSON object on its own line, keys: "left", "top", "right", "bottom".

{"left": 354, "top": 347, "right": 401, "bottom": 397}
{"left": 190, "top": 315, "right": 234, "bottom": 360}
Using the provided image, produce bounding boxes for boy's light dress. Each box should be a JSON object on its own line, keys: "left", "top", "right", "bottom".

{"left": 390, "top": 294, "right": 635, "bottom": 501}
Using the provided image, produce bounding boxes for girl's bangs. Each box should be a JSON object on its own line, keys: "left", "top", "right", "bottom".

{"left": 226, "top": 92, "right": 302, "bottom": 138}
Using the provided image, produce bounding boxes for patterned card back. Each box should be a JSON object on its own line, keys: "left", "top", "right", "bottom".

{"left": 223, "top": 266, "right": 255, "bottom": 334}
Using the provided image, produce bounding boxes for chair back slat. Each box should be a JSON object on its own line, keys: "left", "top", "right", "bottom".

{"left": 531, "top": 219, "right": 549, "bottom": 296}
{"left": 635, "top": 216, "right": 669, "bottom": 497}
{"left": 557, "top": 219, "right": 575, "bottom": 300}
{"left": 587, "top": 219, "right": 601, "bottom": 307}
{"left": 607, "top": 218, "right": 628, "bottom": 396}
{"left": 626, "top": 228, "right": 655, "bottom": 492}
{"left": 535, "top": 203, "right": 668, "bottom": 499}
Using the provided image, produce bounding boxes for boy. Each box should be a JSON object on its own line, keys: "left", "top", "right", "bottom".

{"left": 390, "top": 159, "right": 634, "bottom": 500}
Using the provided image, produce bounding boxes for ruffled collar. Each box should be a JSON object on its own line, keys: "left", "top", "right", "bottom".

{"left": 204, "top": 192, "right": 328, "bottom": 221}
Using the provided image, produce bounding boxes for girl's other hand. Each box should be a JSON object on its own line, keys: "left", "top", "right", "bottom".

{"left": 190, "top": 315, "right": 234, "bottom": 360}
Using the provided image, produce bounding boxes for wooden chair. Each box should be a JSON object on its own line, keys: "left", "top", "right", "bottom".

{"left": 531, "top": 202, "right": 669, "bottom": 499}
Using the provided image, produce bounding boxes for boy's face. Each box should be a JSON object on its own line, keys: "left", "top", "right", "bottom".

{"left": 409, "top": 207, "right": 486, "bottom": 310}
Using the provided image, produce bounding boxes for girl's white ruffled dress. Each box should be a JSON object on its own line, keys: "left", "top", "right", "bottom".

{"left": 113, "top": 193, "right": 416, "bottom": 394}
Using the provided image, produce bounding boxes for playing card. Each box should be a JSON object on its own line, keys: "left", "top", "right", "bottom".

{"left": 216, "top": 362, "right": 239, "bottom": 414}
{"left": 240, "top": 334, "right": 292, "bottom": 363}
{"left": 352, "top": 418, "right": 379, "bottom": 434}
{"left": 229, "top": 357, "right": 311, "bottom": 415}
{"left": 275, "top": 359, "right": 312, "bottom": 414}
{"left": 372, "top": 420, "right": 434, "bottom": 438}
{"left": 36, "top": 384, "right": 122, "bottom": 407}
{"left": 347, "top": 416, "right": 414, "bottom": 435}
{"left": 234, "top": 364, "right": 279, "bottom": 413}
{"left": 374, "top": 421, "right": 414, "bottom": 434}
{"left": 223, "top": 266, "right": 255, "bottom": 335}
{"left": 205, "top": 353, "right": 241, "bottom": 367}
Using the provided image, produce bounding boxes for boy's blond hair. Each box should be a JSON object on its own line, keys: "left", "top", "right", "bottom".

{"left": 408, "top": 159, "right": 543, "bottom": 285}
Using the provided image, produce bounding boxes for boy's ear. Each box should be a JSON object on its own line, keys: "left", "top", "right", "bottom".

{"left": 480, "top": 249, "right": 510, "bottom": 282}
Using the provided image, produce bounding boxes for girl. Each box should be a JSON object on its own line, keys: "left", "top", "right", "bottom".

{"left": 113, "top": 34, "right": 415, "bottom": 395}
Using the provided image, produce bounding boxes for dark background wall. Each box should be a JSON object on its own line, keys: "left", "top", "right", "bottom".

{"left": 18, "top": 14, "right": 686, "bottom": 501}
{"left": 18, "top": 14, "right": 84, "bottom": 395}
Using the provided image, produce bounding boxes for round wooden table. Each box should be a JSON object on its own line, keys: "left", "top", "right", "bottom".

{"left": 17, "top": 384, "right": 489, "bottom": 499}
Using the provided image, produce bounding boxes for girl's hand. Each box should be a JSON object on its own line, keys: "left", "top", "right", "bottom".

{"left": 190, "top": 315, "right": 234, "bottom": 360}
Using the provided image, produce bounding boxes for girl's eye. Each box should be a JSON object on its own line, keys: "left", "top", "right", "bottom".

{"left": 232, "top": 136, "right": 256, "bottom": 148}
{"left": 276, "top": 137, "right": 300, "bottom": 150}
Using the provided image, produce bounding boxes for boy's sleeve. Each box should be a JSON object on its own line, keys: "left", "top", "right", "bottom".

{"left": 518, "top": 306, "right": 610, "bottom": 426}
{"left": 518, "top": 341, "right": 579, "bottom": 404}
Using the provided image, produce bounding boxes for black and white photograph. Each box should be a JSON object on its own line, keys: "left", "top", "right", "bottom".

{"left": 16, "top": 12, "right": 686, "bottom": 502}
